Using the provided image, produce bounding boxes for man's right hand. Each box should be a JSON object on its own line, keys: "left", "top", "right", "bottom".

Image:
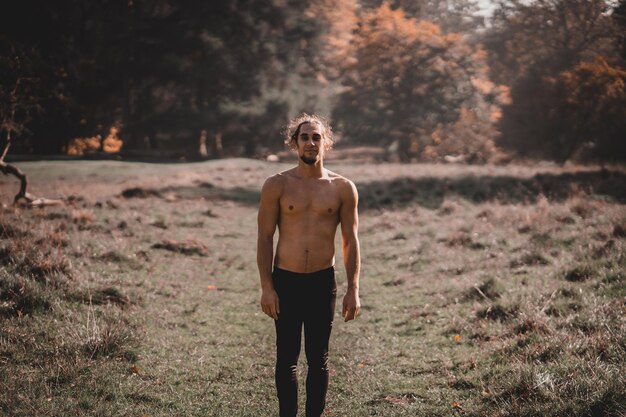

{"left": 260, "top": 289, "right": 280, "bottom": 320}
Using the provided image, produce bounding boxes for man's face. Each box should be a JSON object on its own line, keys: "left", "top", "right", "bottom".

{"left": 297, "top": 122, "right": 325, "bottom": 165}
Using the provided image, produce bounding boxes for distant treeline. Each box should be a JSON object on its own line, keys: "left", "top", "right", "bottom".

{"left": 1, "top": 0, "right": 624, "bottom": 163}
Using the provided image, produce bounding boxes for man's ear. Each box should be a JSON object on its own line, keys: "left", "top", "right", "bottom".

{"left": 323, "top": 136, "right": 332, "bottom": 151}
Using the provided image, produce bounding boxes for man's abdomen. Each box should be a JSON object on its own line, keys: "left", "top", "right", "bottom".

{"left": 274, "top": 234, "right": 336, "bottom": 274}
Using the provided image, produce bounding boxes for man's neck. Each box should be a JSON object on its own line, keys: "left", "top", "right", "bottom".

{"left": 297, "top": 159, "right": 325, "bottom": 178}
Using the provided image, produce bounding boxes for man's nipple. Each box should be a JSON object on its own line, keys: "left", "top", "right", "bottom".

{"left": 327, "top": 208, "right": 332, "bottom": 213}
{"left": 289, "top": 205, "right": 294, "bottom": 210}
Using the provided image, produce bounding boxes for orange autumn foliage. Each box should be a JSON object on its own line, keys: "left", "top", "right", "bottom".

{"left": 545, "top": 56, "right": 626, "bottom": 161}
{"left": 66, "top": 126, "right": 123, "bottom": 156}
{"left": 334, "top": 2, "right": 506, "bottom": 163}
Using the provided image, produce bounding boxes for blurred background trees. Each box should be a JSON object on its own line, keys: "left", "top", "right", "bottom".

{"left": 333, "top": 3, "right": 507, "bottom": 162}
{"left": 0, "top": 0, "right": 624, "bottom": 163}
{"left": 485, "top": 0, "right": 624, "bottom": 163}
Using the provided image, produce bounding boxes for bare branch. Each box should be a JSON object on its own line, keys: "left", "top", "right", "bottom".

{"left": 0, "top": 140, "right": 10, "bottom": 163}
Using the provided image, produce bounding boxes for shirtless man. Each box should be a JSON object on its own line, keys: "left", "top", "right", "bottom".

{"left": 257, "top": 114, "right": 361, "bottom": 417}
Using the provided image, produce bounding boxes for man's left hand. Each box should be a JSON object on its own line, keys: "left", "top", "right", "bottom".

{"left": 342, "top": 288, "right": 360, "bottom": 322}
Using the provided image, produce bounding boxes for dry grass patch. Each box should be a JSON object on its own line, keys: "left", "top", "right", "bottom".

{"left": 612, "top": 223, "right": 626, "bottom": 238}
{"left": 563, "top": 264, "right": 595, "bottom": 282}
{"left": 513, "top": 314, "right": 550, "bottom": 335}
{"left": 0, "top": 274, "right": 53, "bottom": 317}
{"left": 477, "top": 303, "right": 519, "bottom": 321}
{"left": 121, "top": 187, "right": 161, "bottom": 198}
{"left": 35, "top": 230, "right": 70, "bottom": 247}
{"left": 443, "top": 229, "right": 487, "bottom": 250}
{"left": 1, "top": 238, "right": 72, "bottom": 283}
{"left": 71, "top": 209, "right": 95, "bottom": 224}
{"left": 73, "top": 306, "right": 136, "bottom": 360}
{"left": 0, "top": 219, "right": 29, "bottom": 239}
{"left": 72, "top": 286, "right": 132, "bottom": 307}
{"left": 2, "top": 160, "right": 624, "bottom": 416}
{"left": 570, "top": 198, "right": 597, "bottom": 219}
{"left": 0, "top": 206, "right": 139, "bottom": 416}
{"left": 151, "top": 239, "right": 209, "bottom": 256}
{"left": 93, "top": 250, "right": 143, "bottom": 270}
{"left": 466, "top": 277, "right": 503, "bottom": 301}
{"left": 510, "top": 251, "right": 550, "bottom": 268}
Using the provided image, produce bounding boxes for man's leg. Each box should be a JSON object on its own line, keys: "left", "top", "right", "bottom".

{"left": 303, "top": 268, "right": 337, "bottom": 417}
{"left": 274, "top": 270, "right": 303, "bottom": 417}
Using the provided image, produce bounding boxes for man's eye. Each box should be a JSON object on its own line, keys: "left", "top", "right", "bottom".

{"left": 313, "top": 136, "right": 321, "bottom": 141}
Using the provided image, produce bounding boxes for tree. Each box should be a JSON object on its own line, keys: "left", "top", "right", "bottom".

{"left": 306, "top": 0, "right": 360, "bottom": 81}
{"left": 360, "top": 0, "right": 484, "bottom": 33}
{"left": 486, "top": 0, "right": 617, "bottom": 84}
{"left": 1, "top": 0, "right": 133, "bottom": 154}
{"left": 333, "top": 3, "right": 502, "bottom": 161}
{"left": 544, "top": 57, "right": 626, "bottom": 162}
{"left": 0, "top": 0, "right": 333, "bottom": 157}
{"left": 613, "top": 0, "right": 626, "bottom": 62}
{"left": 486, "top": 0, "right": 623, "bottom": 162}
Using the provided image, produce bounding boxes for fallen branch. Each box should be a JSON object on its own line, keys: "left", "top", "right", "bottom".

{"left": 0, "top": 161, "right": 63, "bottom": 207}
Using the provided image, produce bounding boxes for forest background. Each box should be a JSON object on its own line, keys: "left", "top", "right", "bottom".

{"left": 1, "top": 0, "right": 625, "bottom": 165}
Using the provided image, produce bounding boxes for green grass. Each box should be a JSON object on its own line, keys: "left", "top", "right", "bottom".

{"left": 1, "top": 159, "right": 625, "bottom": 416}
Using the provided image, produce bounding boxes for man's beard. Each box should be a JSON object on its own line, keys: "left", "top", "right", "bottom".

{"left": 300, "top": 155, "right": 318, "bottom": 165}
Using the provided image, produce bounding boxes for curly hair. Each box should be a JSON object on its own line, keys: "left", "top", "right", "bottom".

{"left": 284, "top": 113, "right": 334, "bottom": 151}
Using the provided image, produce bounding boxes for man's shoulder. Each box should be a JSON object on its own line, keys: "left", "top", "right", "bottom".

{"left": 261, "top": 171, "right": 290, "bottom": 196}
{"left": 326, "top": 170, "right": 356, "bottom": 189}
{"left": 326, "top": 170, "right": 357, "bottom": 199}
{"left": 264, "top": 168, "right": 295, "bottom": 184}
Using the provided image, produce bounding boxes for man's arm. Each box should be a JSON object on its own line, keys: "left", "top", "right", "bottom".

{"left": 339, "top": 179, "right": 361, "bottom": 322}
{"left": 257, "top": 176, "right": 281, "bottom": 320}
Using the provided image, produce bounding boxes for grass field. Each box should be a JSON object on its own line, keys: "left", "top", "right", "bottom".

{"left": 1, "top": 158, "right": 625, "bottom": 416}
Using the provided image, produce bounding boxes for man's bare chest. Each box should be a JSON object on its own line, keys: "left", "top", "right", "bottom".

{"left": 279, "top": 181, "right": 341, "bottom": 217}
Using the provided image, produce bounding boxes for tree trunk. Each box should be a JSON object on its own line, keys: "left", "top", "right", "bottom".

{"left": 211, "top": 132, "right": 223, "bottom": 159}
{"left": 198, "top": 130, "right": 208, "bottom": 159}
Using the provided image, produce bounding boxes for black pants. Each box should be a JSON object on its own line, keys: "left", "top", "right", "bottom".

{"left": 272, "top": 266, "right": 337, "bottom": 417}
